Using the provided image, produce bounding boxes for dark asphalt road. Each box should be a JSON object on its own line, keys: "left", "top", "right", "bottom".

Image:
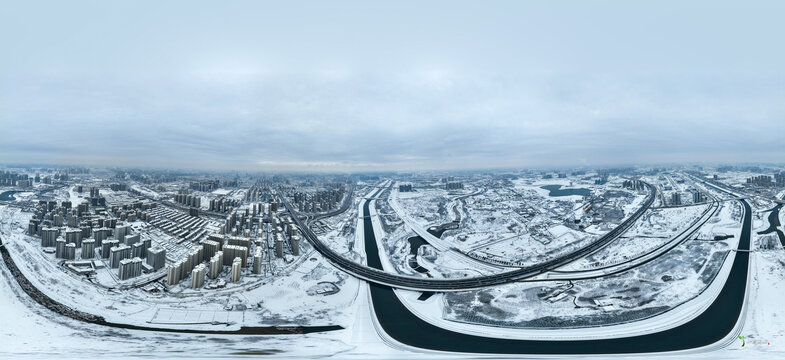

{"left": 364, "top": 199, "right": 751, "bottom": 354}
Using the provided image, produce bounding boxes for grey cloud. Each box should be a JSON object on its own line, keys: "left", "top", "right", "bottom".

{"left": 1, "top": 1, "right": 783, "bottom": 171}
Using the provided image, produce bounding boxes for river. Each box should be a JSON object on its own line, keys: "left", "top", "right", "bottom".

{"left": 362, "top": 199, "right": 751, "bottom": 354}
{"left": 0, "top": 191, "right": 21, "bottom": 201}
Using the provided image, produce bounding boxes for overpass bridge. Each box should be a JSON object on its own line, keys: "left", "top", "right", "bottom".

{"left": 283, "top": 181, "right": 657, "bottom": 291}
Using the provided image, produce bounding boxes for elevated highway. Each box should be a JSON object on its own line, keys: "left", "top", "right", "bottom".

{"left": 283, "top": 181, "right": 657, "bottom": 291}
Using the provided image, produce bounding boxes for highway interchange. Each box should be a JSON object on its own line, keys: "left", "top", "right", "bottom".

{"left": 283, "top": 175, "right": 756, "bottom": 354}
{"left": 0, "top": 172, "right": 764, "bottom": 356}
{"left": 283, "top": 181, "right": 658, "bottom": 291}
{"left": 362, "top": 197, "right": 752, "bottom": 354}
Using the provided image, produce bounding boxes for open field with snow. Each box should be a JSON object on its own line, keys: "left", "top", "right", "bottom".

{"left": 2, "top": 167, "right": 784, "bottom": 359}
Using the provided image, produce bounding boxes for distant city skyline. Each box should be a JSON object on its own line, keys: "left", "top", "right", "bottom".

{"left": 1, "top": 1, "right": 783, "bottom": 171}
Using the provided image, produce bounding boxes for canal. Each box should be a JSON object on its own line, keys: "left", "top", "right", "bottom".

{"left": 362, "top": 199, "right": 751, "bottom": 354}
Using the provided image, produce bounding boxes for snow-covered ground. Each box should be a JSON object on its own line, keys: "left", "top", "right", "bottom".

{"left": 375, "top": 195, "right": 507, "bottom": 278}
{"left": 368, "top": 195, "right": 783, "bottom": 359}
{"left": 0, "top": 256, "right": 358, "bottom": 359}
{"left": 398, "top": 199, "right": 745, "bottom": 330}
{"left": 2, "top": 225, "right": 784, "bottom": 359}
{"left": 563, "top": 203, "right": 714, "bottom": 270}
{"left": 0, "top": 205, "right": 359, "bottom": 330}
{"left": 392, "top": 175, "right": 648, "bottom": 268}
{"left": 2, "top": 171, "right": 784, "bottom": 359}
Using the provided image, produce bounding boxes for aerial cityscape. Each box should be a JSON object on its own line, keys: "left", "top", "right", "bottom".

{"left": 1, "top": 165, "right": 783, "bottom": 358}
{"left": 1, "top": 1, "right": 783, "bottom": 359}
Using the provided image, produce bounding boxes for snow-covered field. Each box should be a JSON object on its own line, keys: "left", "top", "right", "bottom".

{"left": 392, "top": 175, "right": 647, "bottom": 268}
{"left": 564, "top": 203, "right": 714, "bottom": 270}
{"left": 1, "top": 170, "right": 784, "bottom": 359}
{"left": 0, "top": 256, "right": 358, "bottom": 359}
{"left": 0, "top": 205, "right": 360, "bottom": 330}
{"left": 433, "top": 199, "right": 743, "bottom": 329}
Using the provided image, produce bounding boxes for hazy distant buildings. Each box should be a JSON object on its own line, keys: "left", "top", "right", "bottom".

{"left": 109, "top": 183, "right": 127, "bottom": 191}
{"left": 445, "top": 182, "right": 464, "bottom": 190}
{"left": 746, "top": 175, "right": 773, "bottom": 187}
{"left": 28, "top": 219, "right": 40, "bottom": 236}
{"left": 210, "top": 198, "right": 241, "bottom": 213}
{"left": 174, "top": 191, "right": 202, "bottom": 208}
{"left": 66, "top": 213, "right": 78, "bottom": 227}
{"left": 692, "top": 191, "right": 706, "bottom": 204}
{"left": 623, "top": 180, "right": 645, "bottom": 191}
{"left": 671, "top": 192, "right": 682, "bottom": 206}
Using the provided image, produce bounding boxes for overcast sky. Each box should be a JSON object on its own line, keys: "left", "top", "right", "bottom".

{"left": 1, "top": 1, "right": 783, "bottom": 172}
